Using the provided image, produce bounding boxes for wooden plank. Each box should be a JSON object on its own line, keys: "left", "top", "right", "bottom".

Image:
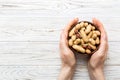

{"left": 0, "top": 17, "right": 119, "bottom": 41}
{"left": 0, "top": 0, "right": 119, "bottom": 18}
{"left": 0, "top": 0, "right": 119, "bottom": 4}
{"left": 0, "top": 0, "right": 119, "bottom": 13}
{"left": 0, "top": 0, "right": 58, "bottom": 3}
{"left": 0, "top": 7, "right": 119, "bottom": 17}
{"left": 0, "top": 42, "right": 118, "bottom": 65}
{"left": 0, "top": 65, "right": 119, "bottom": 80}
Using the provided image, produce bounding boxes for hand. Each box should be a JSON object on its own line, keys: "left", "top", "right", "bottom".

{"left": 58, "top": 18, "right": 78, "bottom": 80}
{"left": 88, "top": 18, "right": 108, "bottom": 80}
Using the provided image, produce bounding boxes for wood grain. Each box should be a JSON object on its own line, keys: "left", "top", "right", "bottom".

{"left": 0, "top": 0, "right": 119, "bottom": 80}
{"left": 0, "top": 17, "right": 119, "bottom": 41}
{"left": 0, "top": 42, "right": 118, "bottom": 66}
{"left": 0, "top": 66, "right": 119, "bottom": 80}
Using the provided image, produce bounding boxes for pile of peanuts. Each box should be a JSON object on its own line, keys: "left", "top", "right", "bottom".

{"left": 68, "top": 21, "right": 101, "bottom": 54}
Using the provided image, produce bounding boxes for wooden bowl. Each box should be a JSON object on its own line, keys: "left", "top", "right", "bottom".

{"left": 68, "top": 21, "right": 101, "bottom": 55}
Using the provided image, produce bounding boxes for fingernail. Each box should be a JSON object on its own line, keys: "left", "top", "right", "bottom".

{"left": 75, "top": 17, "right": 79, "bottom": 21}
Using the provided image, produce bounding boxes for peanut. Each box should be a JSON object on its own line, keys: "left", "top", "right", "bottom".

{"left": 86, "top": 49, "right": 91, "bottom": 54}
{"left": 85, "top": 24, "right": 92, "bottom": 34}
{"left": 87, "top": 45, "right": 91, "bottom": 50}
{"left": 74, "top": 29, "right": 78, "bottom": 34}
{"left": 92, "top": 33, "right": 97, "bottom": 39}
{"left": 76, "top": 33, "right": 81, "bottom": 38}
{"left": 80, "top": 28, "right": 88, "bottom": 42}
{"left": 79, "top": 22, "right": 84, "bottom": 27}
{"left": 96, "top": 31, "right": 101, "bottom": 36}
{"left": 88, "top": 43, "right": 96, "bottom": 50}
{"left": 92, "top": 26, "right": 95, "bottom": 30}
{"left": 72, "top": 45, "right": 85, "bottom": 53}
{"left": 68, "top": 39, "right": 73, "bottom": 46}
{"left": 75, "top": 24, "right": 81, "bottom": 30}
{"left": 71, "top": 35, "right": 76, "bottom": 41}
{"left": 84, "top": 22, "right": 88, "bottom": 26}
{"left": 87, "top": 31, "right": 93, "bottom": 39}
{"left": 89, "top": 38, "right": 96, "bottom": 45}
{"left": 80, "top": 27, "right": 85, "bottom": 31}
{"left": 69, "top": 27, "right": 75, "bottom": 37}
{"left": 81, "top": 39, "right": 84, "bottom": 45}
{"left": 82, "top": 44, "right": 88, "bottom": 49}
{"left": 74, "top": 39, "right": 81, "bottom": 45}
{"left": 93, "top": 30, "right": 101, "bottom": 36}
{"left": 96, "top": 37, "right": 100, "bottom": 44}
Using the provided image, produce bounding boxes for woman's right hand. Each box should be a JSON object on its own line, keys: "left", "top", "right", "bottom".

{"left": 88, "top": 18, "right": 108, "bottom": 80}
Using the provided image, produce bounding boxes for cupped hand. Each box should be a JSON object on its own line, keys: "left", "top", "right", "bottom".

{"left": 88, "top": 18, "right": 108, "bottom": 80}
{"left": 59, "top": 18, "right": 78, "bottom": 68}
{"left": 88, "top": 18, "right": 108, "bottom": 69}
{"left": 58, "top": 18, "right": 79, "bottom": 80}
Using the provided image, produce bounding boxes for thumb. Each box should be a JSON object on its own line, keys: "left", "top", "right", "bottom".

{"left": 60, "top": 29, "right": 68, "bottom": 48}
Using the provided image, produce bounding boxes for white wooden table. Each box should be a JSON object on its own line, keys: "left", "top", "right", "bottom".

{"left": 0, "top": 0, "right": 120, "bottom": 80}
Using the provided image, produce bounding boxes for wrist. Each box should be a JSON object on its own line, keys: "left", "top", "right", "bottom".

{"left": 61, "top": 65, "right": 75, "bottom": 73}
{"left": 61, "top": 65, "right": 75, "bottom": 77}
{"left": 62, "top": 63, "right": 76, "bottom": 69}
{"left": 88, "top": 68, "right": 105, "bottom": 80}
{"left": 58, "top": 65, "right": 76, "bottom": 80}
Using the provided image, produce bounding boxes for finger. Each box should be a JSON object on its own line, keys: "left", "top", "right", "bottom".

{"left": 105, "top": 42, "right": 109, "bottom": 54}
{"left": 92, "top": 18, "right": 107, "bottom": 38}
{"left": 99, "top": 30, "right": 108, "bottom": 52}
{"left": 99, "top": 39, "right": 107, "bottom": 51}
{"left": 64, "top": 18, "right": 79, "bottom": 36}
{"left": 92, "top": 18, "right": 105, "bottom": 34}
{"left": 60, "top": 30, "right": 68, "bottom": 48}
{"left": 60, "top": 18, "right": 79, "bottom": 47}
{"left": 92, "top": 18, "right": 107, "bottom": 41}
{"left": 92, "top": 18, "right": 108, "bottom": 53}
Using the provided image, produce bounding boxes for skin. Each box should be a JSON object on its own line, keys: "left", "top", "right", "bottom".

{"left": 88, "top": 18, "right": 108, "bottom": 80}
{"left": 58, "top": 18, "right": 108, "bottom": 80}
{"left": 58, "top": 18, "right": 78, "bottom": 80}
